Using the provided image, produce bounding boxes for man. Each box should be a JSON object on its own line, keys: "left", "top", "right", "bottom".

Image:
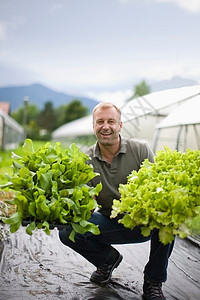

{"left": 59, "top": 102, "right": 174, "bottom": 300}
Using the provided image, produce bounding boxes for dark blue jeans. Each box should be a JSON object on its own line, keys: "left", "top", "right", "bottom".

{"left": 59, "top": 211, "right": 174, "bottom": 283}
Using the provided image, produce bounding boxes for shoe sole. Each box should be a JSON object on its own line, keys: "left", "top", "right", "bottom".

{"left": 143, "top": 293, "right": 166, "bottom": 300}
{"left": 91, "top": 254, "right": 123, "bottom": 284}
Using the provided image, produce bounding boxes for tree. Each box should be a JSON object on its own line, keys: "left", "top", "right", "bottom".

{"left": 11, "top": 104, "right": 39, "bottom": 125}
{"left": 26, "top": 120, "right": 40, "bottom": 140}
{"left": 54, "top": 105, "right": 68, "bottom": 128}
{"left": 10, "top": 99, "right": 89, "bottom": 141}
{"left": 130, "top": 80, "right": 151, "bottom": 100}
{"left": 63, "top": 99, "right": 89, "bottom": 124}
{"left": 11, "top": 103, "right": 41, "bottom": 140}
{"left": 37, "top": 101, "right": 56, "bottom": 132}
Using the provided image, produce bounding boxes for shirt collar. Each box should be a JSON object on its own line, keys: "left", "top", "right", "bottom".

{"left": 93, "top": 135, "right": 127, "bottom": 159}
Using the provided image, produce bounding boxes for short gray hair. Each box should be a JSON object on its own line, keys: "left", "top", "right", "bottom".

{"left": 92, "top": 102, "right": 121, "bottom": 120}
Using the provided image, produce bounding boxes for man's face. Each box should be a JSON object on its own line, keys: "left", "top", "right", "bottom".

{"left": 93, "top": 107, "right": 122, "bottom": 146}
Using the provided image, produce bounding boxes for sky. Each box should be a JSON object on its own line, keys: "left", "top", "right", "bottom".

{"left": 0, "top": 0, "right": 200, "bottom": 104}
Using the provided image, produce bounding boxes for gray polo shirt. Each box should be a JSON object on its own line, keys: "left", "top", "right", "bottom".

{"left": 86, "top": 136, "right": 155, "bottom": 216}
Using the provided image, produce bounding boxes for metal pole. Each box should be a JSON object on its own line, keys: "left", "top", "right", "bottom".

{"left": 23, "top": 96, "right": 29, "bottom": 138}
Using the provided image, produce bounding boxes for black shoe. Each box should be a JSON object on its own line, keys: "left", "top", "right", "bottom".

{"left": 143, "top": 278, "right": 166, "bottom": 300}
{"left": 90, "top": 248, "right": 123, "bottom": 284}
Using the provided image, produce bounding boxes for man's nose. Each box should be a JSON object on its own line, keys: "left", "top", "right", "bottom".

{"left": 102, "top": 122, "right": 109, "bottom": 129}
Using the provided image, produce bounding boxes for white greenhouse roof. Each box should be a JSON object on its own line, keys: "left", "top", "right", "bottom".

{"left": 121, "top": 85, "right": 200, "bottom": 123}
{"left": 52, "top": 85, "right": 200, "bottom": 139}
{"left": 51, "top": 115, "right": 93, "bottom": 139}
{"left": 156, "top": 94, "right": 200, "bottom": 129}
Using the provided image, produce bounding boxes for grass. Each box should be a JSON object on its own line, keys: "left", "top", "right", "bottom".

{"left": 0, "top": 140, "right": 49, "bottom": 183}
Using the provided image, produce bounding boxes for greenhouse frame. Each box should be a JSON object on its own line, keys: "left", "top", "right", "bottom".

{"left": 0, "top": 108, "right": 24, "bottom": 151}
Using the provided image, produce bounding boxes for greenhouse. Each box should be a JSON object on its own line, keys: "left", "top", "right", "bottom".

{"left": 152, "top": 93, "right": 200, "bottom": 152}
{"left": 51, "top": 85, "right": 200, "bottom": 152}
{"left": 0, "top": 108, "right": 24, "bottom": 151}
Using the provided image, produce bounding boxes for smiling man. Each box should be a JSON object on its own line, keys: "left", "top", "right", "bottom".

{"left": 93, "top": 102, "right": 122, "bottom": 151}
{"left": 59, "top": 102, "right": 174, "bottom": 300}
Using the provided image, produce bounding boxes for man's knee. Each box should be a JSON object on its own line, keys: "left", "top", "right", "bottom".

{"left": 59, "top": 228, "right": 72, "bottom": 246}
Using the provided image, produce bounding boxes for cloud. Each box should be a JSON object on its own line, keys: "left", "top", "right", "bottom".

{"left": 118, "top": 0, "right": 200, "bottom": 13}
{"left": 87, "top": 90, "right": 133, "bottom": 107}
{"left": 0, "top": 22, "right": 7, "bottom": 42}
{"left": 36, "top": 63, "right": 130, "bottom": 88}
{"left": 0, "top": 62, "right": 43, "bottom": 88}
{"left": 155, "top": 0, "right": 200, "bottom": 13}
{"left": 0, "top": 16, "right": 25, "bottom": 42}
{"left": 49, "top": 3, "right": 64, "bottom": 14}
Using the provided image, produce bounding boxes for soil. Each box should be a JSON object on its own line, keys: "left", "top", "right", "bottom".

{"left": 0, "top": 225, "right": 199, "bottom": 300}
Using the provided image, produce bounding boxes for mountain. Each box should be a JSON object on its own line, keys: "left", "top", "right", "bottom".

{"left": 150, "top": 76, "right": 199, "bottom": 92}
{"left": 0, "top": 83, "right": 99, "bottom": 112}
{"left": 1, "top": 77, "right": 199, "bottom": 113}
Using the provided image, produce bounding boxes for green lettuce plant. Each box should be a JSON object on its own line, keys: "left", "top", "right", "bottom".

{"left": 1, "top": 139, "right": 102, "bottom": 241}
{"left": 111, "top": 147, "right": 200, "bottom": 244}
